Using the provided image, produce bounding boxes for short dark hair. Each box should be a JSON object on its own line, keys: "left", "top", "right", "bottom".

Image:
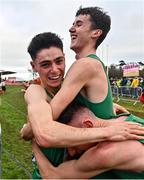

{"left": 76, "top": 7, "right": 111, "bottom": 48}
{"left": 27, "top": 32, "right": 63, "bottom": 60}
{"left": 57, "top": 97, "right": 85, "bottom": 124}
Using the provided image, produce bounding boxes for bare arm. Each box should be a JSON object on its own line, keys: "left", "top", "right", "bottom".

{"left": 33, "top": 139, "right": 144, "bottom": 179}
{"left": 27, "top": 100, "right": 144, "bottom": 147}
{"left": 25, "top": 82, "right": 113, "bottom": 147}
{"left": 50, "top": 59, "right": 93, "bottom": 120}
{"left": 32, "top": 141, "right": 110, "bottom": 179}
{"left": 24, "top": 79, "right": 144, "bottom": 147}
{"left": 24, "top": 86, "right": 113, "bottom": 147}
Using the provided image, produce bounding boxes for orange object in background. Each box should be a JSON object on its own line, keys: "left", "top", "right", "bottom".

{"left": 33, "top": 77, "right": 41, "bottom": 85}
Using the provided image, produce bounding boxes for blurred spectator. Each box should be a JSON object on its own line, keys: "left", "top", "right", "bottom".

{"left": 139, "top": 78, "right": 144, "bottom": 88}
{"left": 139, "top": 89, "right": 144, "bottom": 104}
{"left": 131, "top": 77, "right": 139, "bottom": 88}
{"left": 21, "top": 81, "right": 31, "bottom": 93}
{"left": 21, "top": 77, "right": 41, "bottom": 93}
{"left": 116, "top": 79, "right": 121, "bottom": 87}
{"left": 1, "top": 80, "right": 6, "bottom": 93}
{"left": 126, "top": 78, "right": 131, "bottom": 86}
{"left": 0, "top": 80, "right": 6, "bottom": 94}
{"left": 121, "top": 77, "right": 127, "bottom": 86}
{"left": 121, "top": 77, "right": 127, "bottom": 96}
{"left": 131, "top": 77, "right": 139, "bottom": 98}
{"left": 0, "top": 81, "right": 2, "bottom": 94}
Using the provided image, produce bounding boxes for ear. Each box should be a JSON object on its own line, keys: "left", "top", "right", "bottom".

{"left": 91, "top": 29, "right": 102, "bottom": 38}
{"left": 83, "top": 119, "right": 93, "bottom": 128}
{"left": 30, "top": 61, "right": 37, "bottom": 72}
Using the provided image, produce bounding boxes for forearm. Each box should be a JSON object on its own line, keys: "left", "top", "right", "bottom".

{"left": 28, "top": 102, "right": 112, "bottom": 147}
{"left": 95, "top": 118, "right": 125, "bottom": 128}
{"left": 95, "top": 119, "right": 111, "bottom": 127}
{"left": 28, "top": 100, "right": 144, "bottom": 147}
{"left": 54, "top": 159, "right": 108, "bottom": 179}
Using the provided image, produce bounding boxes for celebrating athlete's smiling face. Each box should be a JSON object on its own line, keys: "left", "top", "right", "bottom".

{"left": 69, "top": 15, "right": 93, "bottom": 52}
{"left": 31, "top": 46, "right": 65, "bottom": 91}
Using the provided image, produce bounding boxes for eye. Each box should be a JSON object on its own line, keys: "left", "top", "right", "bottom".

{"left": 55, "top": 57, "right": 64, "bottom": 64}
{"left": 76, "top": 21, "right": 83, "bottom": 27}
{"left": 40, "top": 62, "right": 51, "bottom": 68}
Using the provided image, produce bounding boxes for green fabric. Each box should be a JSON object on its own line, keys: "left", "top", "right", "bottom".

{"left": 33, "top": 148, "right": 65, "bottom": 179}
{"left": 112, "top": 170, "right": 144, "bottom": 179}
{"left": 45, "top": 88, "right": 54, "bottom": 99}
{"left": 76, "top": 54, "right": 115, "bottom": 119}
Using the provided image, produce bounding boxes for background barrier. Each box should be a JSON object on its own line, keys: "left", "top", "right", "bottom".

{"left": 111, "top": 86, "right": 143, "bottom": 105}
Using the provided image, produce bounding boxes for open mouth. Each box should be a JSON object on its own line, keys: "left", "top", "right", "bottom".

{"left": 71, "top": 34, "right": 77, "bottom": 40}
{"left": 48, "top": 75, "right": 61, "bottom": 80}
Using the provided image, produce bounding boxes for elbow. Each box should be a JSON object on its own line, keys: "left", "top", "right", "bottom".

{"left": 34, "top": 129, "right": 57, "bottom": 148}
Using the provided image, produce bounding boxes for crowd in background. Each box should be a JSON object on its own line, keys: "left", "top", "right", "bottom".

{"left": 110, "top": 77, "right": 144, "bottom": 89}
{"left": 110, "top": 77, "right": 144, "bottom": 101}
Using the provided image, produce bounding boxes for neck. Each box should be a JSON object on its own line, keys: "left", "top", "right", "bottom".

{"left": 46, "top": 86, "right": 60, "bottom": 95}
{"left": 42, "top": 83, "right": 60, "bottom": 96}
{"left": 74, "top": 47, "right": 96, "bottom": 60}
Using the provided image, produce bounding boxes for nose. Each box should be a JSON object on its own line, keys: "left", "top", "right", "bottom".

{"left": 69, "top": 24, "right": 75, "bottom": 33}
{"left": 51, "top": 63, "right": 59, "bottom": 73}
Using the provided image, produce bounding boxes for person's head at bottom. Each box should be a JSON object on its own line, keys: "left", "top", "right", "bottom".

{"left": 58, "top": 100, "right": 97, "bottom": 157}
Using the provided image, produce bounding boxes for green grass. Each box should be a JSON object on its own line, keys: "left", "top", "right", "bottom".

{"left": 0, "top": 86, "right": 33, "bottom": 179}
{"left": 0, "top": 86, "right": 144, "bottom": 179}
{"left": 113, "top": 97, "right": 144, "bottom": 118}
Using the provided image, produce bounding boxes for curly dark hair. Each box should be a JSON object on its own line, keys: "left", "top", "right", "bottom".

{"left": 76, "top": 6, "right": 111, "bottom": 48}
{"left": 28, "top": 32, "right": 63, "bottom": 60}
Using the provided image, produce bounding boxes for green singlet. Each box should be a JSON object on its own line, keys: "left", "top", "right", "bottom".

{"left": 32, "top": 89, "right": 65, "bottom": 179}
{"left": 76, "top": 55, "right": 115, "bottom": 119}
{"left": 76, "top": 54, "right": 144, "bottom": 179}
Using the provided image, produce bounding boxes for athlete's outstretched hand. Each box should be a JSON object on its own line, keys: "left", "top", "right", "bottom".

{"left": 105, "top": 121, "right": 144, "bottom": 141}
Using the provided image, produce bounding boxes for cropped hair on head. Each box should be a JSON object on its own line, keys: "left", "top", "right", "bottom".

{"left": 76, "top": 6, "right": 111, "bottom": 48}
{"left": 28, "top": 32, "right": 63, "bottom": 60}
{"left": 57, "top": 97, "right": 85, "bottom": 124}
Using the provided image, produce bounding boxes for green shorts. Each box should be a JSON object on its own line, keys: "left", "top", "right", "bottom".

{"left": 125, "top": 114, "right": 144, "bottom": 143}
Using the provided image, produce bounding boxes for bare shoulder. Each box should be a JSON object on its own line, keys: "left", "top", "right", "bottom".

{"left": 73, "top": 58, "right": 104, "bottom": 76}
{"left": 73, "top": 57, "right": 103, "bottom": 69}
{"left": 27, "top": 84, "right": 41, "bottom": 89}
{"left": 25, "top": 84, "right": 47, "bottom": 101}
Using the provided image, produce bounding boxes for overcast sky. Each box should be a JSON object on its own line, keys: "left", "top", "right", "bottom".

{"left": 0, "top": 0, "right": 144, "bottom": 74}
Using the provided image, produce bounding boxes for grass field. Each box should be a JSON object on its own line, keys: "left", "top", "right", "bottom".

{"left": 0, "top": 86, "right": 32, "bottom": 179}
{"left": 0, "top": 86, "right": 144, "bottom": 179}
